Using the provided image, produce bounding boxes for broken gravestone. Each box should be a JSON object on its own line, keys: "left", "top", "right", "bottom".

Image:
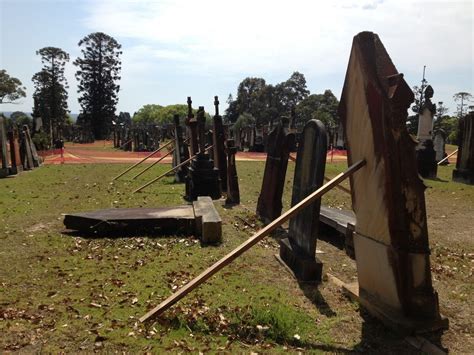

{"left": 453, "top": 112, "right": 474, "bottom": 184}
{"left": 256, "top": 119, "right": 295, "bottom": 223}
{"left": 279, "top": 119, "right": 327, "bottom": 281}
{"left": 339, "top": 31, "right": 447, "bottom": 332}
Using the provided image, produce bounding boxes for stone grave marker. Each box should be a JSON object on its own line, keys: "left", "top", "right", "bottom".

{"left": 225, "top": 139, "right": 240, "bottom": 205}
{"left": 212, "top": 96, "right": 228, "bottom": 191}
{"left": 8, "top": 127, "right": 23, "bottom": 175}
{"left": 256, "top": 119, "right": 295, "bottom": 223}
{"left": 172, "top": 114, "right": 190, "bottom": 182}
{"left": 23, "top": 125, "right": 40, "bottom": 167}
{"left": 433, "top": 129, "right": 447, "bottom": 164}
{"left": 453, "top": 112, "right": 474, "bottom": 184}
{"left": 279, "top": 119, "right": 327, "bottom": 281}
{"left": 415, "top": 85, "right": 437, "bottom": 178}
{"left": 339, "top": 31, "right": 447, "bottom": 332}
{"left": 0, "top": 116, "right": 10, "bottom": 177}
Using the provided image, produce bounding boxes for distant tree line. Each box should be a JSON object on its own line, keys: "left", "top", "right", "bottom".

{"left": 224, "top": 72, "right": 340, "bottom": 132}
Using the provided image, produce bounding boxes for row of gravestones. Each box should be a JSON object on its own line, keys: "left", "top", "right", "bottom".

{"left": 171, "top": 96, "right": 240, "bottom": 205}
{"left": 112, "top": 125, "right": 163, "bottom": 152}
{"left": 256, "top": 32, "right": 453, "bottom": 332}
{"left": 0, "top": 117, "right": 41, "bottom": 178}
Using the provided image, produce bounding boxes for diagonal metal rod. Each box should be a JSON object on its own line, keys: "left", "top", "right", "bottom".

{"left": 132, "top": 148, "right": 175, "bottom": 180}
{"left": 437, "top": 149, "right": 458, "bottom": 165}
{"left": 112, "top": 139, "right": 175, "bottom": 181}
{"left": 139, "top": 159, "right": 366, "bottom": 322}
{"left": 133, "top": 145, "right": 213, "bottom": 193}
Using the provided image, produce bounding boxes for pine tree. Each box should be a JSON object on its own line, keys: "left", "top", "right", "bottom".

{"left": 74, "top": 32, "right": 122, "bottom": 140}
{"left": 32, "top": 47, "right": 70, "bottom": 141}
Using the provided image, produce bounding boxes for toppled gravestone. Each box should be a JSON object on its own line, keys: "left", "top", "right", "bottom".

{"left": 64, "top": 197, "right": 222, "bottom": 244}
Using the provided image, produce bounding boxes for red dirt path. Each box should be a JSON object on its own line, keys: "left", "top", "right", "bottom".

{"left": 40, "top": 140, "right": 350, "bottom": 165}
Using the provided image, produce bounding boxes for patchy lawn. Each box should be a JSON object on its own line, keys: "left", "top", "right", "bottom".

{"left": 0, "top": 159, "right": 472, "bottom": 352}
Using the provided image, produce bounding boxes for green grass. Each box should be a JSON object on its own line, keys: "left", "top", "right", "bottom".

{"left": 1, "top": 160, "right": 473, "bottom": 352}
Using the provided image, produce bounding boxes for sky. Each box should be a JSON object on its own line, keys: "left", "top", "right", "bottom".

{"left": 0, "top": 0, "right": 473, "bottom": 116}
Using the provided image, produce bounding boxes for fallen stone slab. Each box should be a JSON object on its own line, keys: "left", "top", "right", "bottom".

{"left": 193, "top": 196, "right": 222, "bottom": 244}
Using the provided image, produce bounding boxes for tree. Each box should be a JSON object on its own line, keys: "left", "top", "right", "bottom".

{"left": 453, "top": 92, "right": 472, "bottom": 118}
{"left": 225, "top": 94, "right": 239, "bottom": 123}
{"left": 295, "top": 90, "right": 339, "bottom": 128}
{"left": 32, "top": 47, "right": 70, "bottom": 141}
{"left": 74, "top": 32, "right": 122, "bottom": 140}
{"left": 275, "top": 71, "right": 310, "bottom": 112}
{"left": 0, "top": 69, "right": 26, "bottom": 104}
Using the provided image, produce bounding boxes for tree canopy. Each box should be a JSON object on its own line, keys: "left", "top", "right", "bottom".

{"left": 32, "top": 47, "right": 70, "bottom": 141}
{"left": 133, "top": 104, "right": 210, "bottom": 125}
{"left": 0, "top": 69, "right": 26, "bottom": 104}
{"left": 74, "top": 32, "right": 122, "bottom": 139}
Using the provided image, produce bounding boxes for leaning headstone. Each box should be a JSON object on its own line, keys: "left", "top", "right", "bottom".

{"left": 0, "top": 116, "right": 10, "bottom": 177}
{"left": 433, "top": 129, "right": 447, "bottom": 164}
{"left": 185, "top": 106, "right": 221, "bottom": 201}
{"left": 256, "top": 119, "right": 295, "bottom": 223}
{"left": 279, "top": 119, "right": 327, "bottom": 281}
{"left": 20, "top": 127, "right": 34, "bottom": 170}
{"left": 415, "top": 86, "right": 437, "bottom": 178}
{"left": 339, "top": 31, "right": 447, "bottom": 332}
{"left": 225, "top": 139, "right": 240, "bottom": 205}
{"left": 453, "top": 112, "right": 474, "bottom": 184}
{"left": 8, "top": 127, "right": 23, "bottom": 175}
{"left": 212, "top": 96, "right": 228, "bottom": 191}
{"left": 23, "top": 125, "right": 40, "bottom": 167}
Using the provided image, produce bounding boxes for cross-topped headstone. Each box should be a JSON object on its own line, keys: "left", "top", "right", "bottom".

{"left": 212, "top": 96, "right": 228, "bottom": 191}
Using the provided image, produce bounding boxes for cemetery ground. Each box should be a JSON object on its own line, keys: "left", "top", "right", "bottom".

{"left": 0, "top": 148, "right": 473, "bottom": 352}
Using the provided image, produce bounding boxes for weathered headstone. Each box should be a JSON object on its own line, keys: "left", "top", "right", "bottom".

{"left": 0, "top": 116, "right": 10, "bottom": 177}
{"left": 339, "top": 31, "right": 447, "bottom": 332}
{"left": 225, "top": 139, "right": 240, "bottom": 205}
{"left": 453, "top": 112, "right": 474, "bottom": 184}
{"left": 20, "top": 127, "right": 34, "bottom": 170}
{"left": 172, "top": 114, "right": 190, "bottom": 182}
{"left": 433, "top": 129, "right": 447, "bottom": 163}
{"left": 279, "top": 119, "right": 327, "bottom": 281}
{"left": 256, "top": 119, "right": 295, "bottom": 223}
{"left": 416, "top": 85, "right": 437, "bottom": 178}
{"left": 8, "top": 127, "right": 23, "bottom": 175}
{"left": 23, "top": 125, "right": 40, "bottom": 167}
{"left": 212, "top": 96, "right": 228, "bottom": 191}
{"left": 185, "top": 106, "right": 221, "bottom": 201}
{"left": 185, "top": 97, "right": 199, "bottom": 156}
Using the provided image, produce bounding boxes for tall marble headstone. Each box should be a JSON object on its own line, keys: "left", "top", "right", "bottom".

{"left": 453, "top": 112, "right": 474, "bottom": 184}
{"left": 339, "top": 31, "right": 447, "bottom": 332}
{"left": 279, "top": 119, "right": 327, "bottom": 281}
{"left": 256, "top": 119, "right": 295, "bottom": 223}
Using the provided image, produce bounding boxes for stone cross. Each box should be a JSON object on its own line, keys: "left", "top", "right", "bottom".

{"left": 280, "top": 119, "right": 327, "bottom": 281}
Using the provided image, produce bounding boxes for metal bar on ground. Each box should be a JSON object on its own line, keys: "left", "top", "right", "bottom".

{"left": 132, "top": 148, "right": 175, "bottom": 180}
{"left": 112, "top": 139, "right": 175, "bottom": 180}
{"left": 139, "top": 159, "right": 366, "bottom": 322}
{"left": 437, "top": 149, "right": 458, "bottom": 165}
{"left": 133, "top": 145, "right": 213, "bottom": 193}
{"left": 119, "top": 138, "right": 133, "bottom": 149}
